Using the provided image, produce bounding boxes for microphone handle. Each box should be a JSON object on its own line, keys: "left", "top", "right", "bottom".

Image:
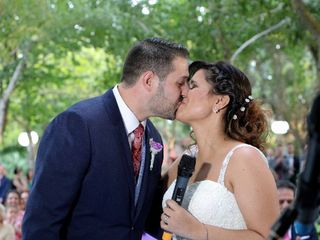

{"left": 172, "top": 176, "right": 189, "bottom": 205}
{"left": 162, "top": 232, "right": 172, "bottom": 240}
{"left": 162, "top": 176, "right": 190, "bottom": 240}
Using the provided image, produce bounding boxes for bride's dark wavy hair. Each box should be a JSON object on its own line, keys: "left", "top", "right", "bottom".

{"left": 188, "top": 60, "right": 269, "bottom": 150}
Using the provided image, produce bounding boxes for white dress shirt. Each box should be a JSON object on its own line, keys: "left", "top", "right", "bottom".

{"left": 112, "top": 85, "right": 146, "bottom": 147}
{"left": 112, "top": 85, "right": 147, "bottom": 205}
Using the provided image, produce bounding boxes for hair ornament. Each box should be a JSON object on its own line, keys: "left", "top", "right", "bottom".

{"left": 232, "top": 95, "right": 253, "bottom": 120}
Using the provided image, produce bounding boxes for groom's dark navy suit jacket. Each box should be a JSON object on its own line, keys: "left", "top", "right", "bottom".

{"left": 22, "top": 89, "right": 164, "bottom": 240}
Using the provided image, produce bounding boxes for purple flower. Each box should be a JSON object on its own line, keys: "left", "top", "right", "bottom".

{"left": 149, "top": 138, "right": 163, "bottom": 171}
{"left": 150, "top": 139, "right": 162, "bottom": 151}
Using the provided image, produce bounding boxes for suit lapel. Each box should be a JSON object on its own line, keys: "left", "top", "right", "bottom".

{"left": 102, "top": 89, "right": 136, "bottom": 215}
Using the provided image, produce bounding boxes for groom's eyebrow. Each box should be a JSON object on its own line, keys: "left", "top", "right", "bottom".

{"left": 178, "top": 75, "right": 189, "bottom": 84}
{"left": 181, "top": 75, "right": 189, "bottom": 81}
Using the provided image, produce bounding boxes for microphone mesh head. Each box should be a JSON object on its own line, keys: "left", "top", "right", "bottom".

{"left": 178, "top": 154, "right": 196, "bottom": 177}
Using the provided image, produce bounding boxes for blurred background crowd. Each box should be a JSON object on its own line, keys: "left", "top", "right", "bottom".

{"left": 0, "top": 165, "right": 32, "bottom": 239}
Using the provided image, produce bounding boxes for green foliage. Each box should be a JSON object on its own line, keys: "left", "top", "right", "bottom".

{"left": 0, "top": 148, "right": 27, "bottom": 178}
{"left": 0, "top": 0, "right": 320, "bottom": 170}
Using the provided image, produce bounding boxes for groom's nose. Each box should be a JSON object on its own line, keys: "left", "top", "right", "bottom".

{"left": 180, "top": 82, "right": 189, "bottom": 99}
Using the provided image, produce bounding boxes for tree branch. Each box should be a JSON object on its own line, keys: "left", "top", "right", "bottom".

{"left": 2, "top": 59, "right": 25, "bottom": 101}
{"left": 292, "top": 0, "right": 320, "bottom": 41}
{"left": 230, "top": 17, "right": 290, "bottom": 63}
{"left": 0, "top": 47, "right": 29, "bottom": 143}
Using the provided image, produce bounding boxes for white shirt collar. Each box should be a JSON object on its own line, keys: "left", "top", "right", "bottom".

{"left": 112, "top": 85, "right": 146, "bottom": 135}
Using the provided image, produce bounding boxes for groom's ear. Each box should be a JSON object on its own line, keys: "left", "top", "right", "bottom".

{"left": 141, "top": 71, "right": 158, "bottom": 92}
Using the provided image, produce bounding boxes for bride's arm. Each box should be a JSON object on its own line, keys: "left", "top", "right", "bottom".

{"left": 227, "top": 147, "right": 279, "bottom": 238}
{"left": 204, "top": 147, "right": 280, "bottom": 239}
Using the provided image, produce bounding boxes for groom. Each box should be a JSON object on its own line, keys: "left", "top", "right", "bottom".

{"left": 22, "top": 38, "right": 189, "bottom": 240}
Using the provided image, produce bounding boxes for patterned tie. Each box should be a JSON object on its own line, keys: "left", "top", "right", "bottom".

{"left": 132, "top": 124, "right": 144, "bottom": 177}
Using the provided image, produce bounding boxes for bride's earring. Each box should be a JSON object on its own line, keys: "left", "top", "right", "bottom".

{"left": 213, "top": 107, "right": 219, "bottom": 113}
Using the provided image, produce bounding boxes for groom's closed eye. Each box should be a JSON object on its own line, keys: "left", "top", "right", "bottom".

{"left": 177, "top": 81, "right": 185, "bottom": 87}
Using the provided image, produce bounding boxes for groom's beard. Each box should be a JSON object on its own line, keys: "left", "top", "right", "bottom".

{"left": 149, "top": 87, "right": 182, "bottom": 120}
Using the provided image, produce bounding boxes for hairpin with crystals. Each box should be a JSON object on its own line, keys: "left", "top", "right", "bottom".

{"left": 232, "top": 95, "right": 253, "bottom": 120}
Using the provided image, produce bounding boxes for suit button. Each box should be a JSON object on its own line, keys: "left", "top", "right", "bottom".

{"left": 131, "top": 226, "right": 134, "bottom": 231}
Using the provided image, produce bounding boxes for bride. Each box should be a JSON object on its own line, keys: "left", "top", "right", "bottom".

{"left": 161, "top": 60, "right": 279, "bottom": 240}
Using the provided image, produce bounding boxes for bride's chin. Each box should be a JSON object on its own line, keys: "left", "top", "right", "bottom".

{"left": 176, "top": 113, "right": 188, "bottom": 123}
{"left": 176, "top": 107, "right": 190, "bottom": 123}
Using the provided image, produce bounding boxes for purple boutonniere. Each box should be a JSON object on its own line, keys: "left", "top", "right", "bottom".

{"left": 149, "top": 138, "right": 163, "bottom": 171}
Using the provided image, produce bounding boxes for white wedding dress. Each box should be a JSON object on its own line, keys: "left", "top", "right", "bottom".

{"left": 162, "top": 144, "right": 268, "bottom": 240}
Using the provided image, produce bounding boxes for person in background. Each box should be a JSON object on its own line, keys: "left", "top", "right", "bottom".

{"left": 161, "top": 60, "right": 279, "bottom": 239}
{"left": 270, "top": 144, "right": 289, "bottom": 180}
{"left": 284, "top": 143, "right": 301, "bottom": 184}
{"left": 23, "top": 37, "right": 189, "bottom": 240}
{"left": 12, "top": 168, "right": 28, "bottom": 193}
{"left": 0, "top": 204, "right": 15, "bottom": 240}
{"left": 4, "top": 190, "right": 20, "bottom": 208}
{"left": 26, "top": 169, "right": 33, "bottom": 190}
{"left": 5, "top": 205, "right": 21, "bottom": 239}
{"left": 277, "top": 180, "right": 318, "bottom": 240}
{"left": 5, "top": 190, "right": 23, "bottom": 240}
{"left": 0, "top": 165, "right": 11, "bottom": 204}
{"left": 265, "top": 147, "right": 275, "bottom": 162}
{"left": 19, "top": 190, "right": 29, "bottom": 211}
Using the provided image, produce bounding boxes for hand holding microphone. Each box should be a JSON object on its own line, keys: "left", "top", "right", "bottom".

{"left": 162, "top": 154, "right": 196, "bottom": 240}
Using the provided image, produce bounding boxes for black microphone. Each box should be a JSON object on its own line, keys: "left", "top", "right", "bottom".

{"left": 294, "top": 93, "right": 320, "bottom": 236}
{"left": 172, "top": 154, "right": 196, "bottom": 205}
{"left": 162, "top": 154, "right": 196, "bottom": 240}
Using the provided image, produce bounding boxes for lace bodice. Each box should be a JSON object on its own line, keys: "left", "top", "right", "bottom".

{"left": 162, "top": 144, "right": 268, "bottom": 240}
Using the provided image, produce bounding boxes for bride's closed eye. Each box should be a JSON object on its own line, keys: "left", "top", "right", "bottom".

{"left": 188, "top": 79, "right": 197, "bottom": 90}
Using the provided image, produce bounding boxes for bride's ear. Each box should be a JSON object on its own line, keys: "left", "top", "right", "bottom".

{"left": 213, "top": 95, "right": 230, "bottom": 113}
{"left": 219, "top": 95, "right": 230, "bottom": 109}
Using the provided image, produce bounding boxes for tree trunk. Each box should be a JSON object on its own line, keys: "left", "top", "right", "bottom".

{"left": 26, "top": 131, "right": 37, "bottom": 168}
{"left": 0, "top": 58, "right": 26, "bottom": 143}
{"left": 292, "top": 0, "right": 320, "bottom": 41}
{"left": 292, "top": 0, "right": 320, "bottom": 85}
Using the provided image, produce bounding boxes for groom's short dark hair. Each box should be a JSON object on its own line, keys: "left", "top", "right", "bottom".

{"left": 121, "top": 38, "right": 189, "bottom": 86}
